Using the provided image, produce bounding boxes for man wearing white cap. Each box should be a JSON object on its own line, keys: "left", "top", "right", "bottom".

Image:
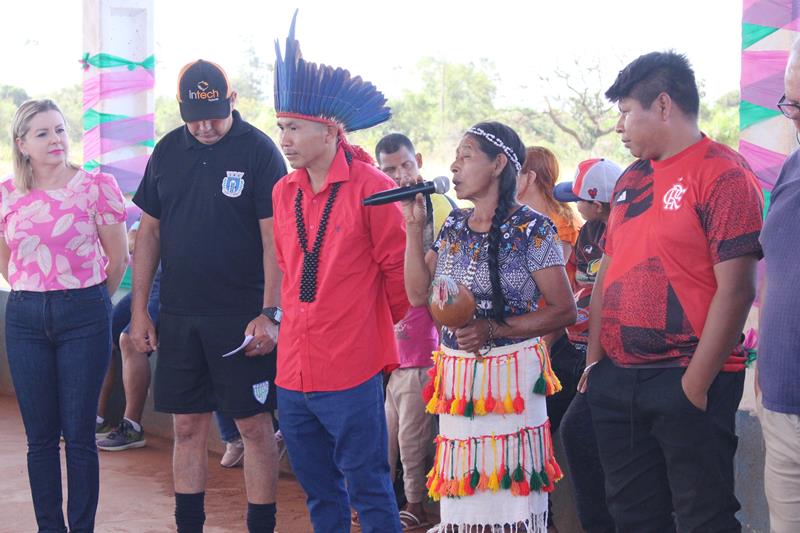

{"left": 553, "top": 158, "right": 622, "bottom": 533}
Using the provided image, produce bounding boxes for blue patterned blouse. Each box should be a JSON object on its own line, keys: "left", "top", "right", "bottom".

{"left": 431, "top": 206, "right": 565, "bottom": 348}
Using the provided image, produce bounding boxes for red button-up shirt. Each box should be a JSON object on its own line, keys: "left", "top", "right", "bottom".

{"left": 273, "top": 147, "right": 409, "bottom": 392}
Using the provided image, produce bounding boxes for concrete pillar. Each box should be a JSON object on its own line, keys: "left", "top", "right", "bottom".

{"left": 82, "top": 0, "right": 154, "bottom": 196}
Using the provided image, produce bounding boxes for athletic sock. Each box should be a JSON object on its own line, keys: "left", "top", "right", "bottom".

{"left": 246, "top": 502, "right": 276, "bottom": 533}
{"left": 175, "top": 492, "right": 205, "bottom": 533}
{"left": 124, "top": 417, "right": 142, "bottom": 432}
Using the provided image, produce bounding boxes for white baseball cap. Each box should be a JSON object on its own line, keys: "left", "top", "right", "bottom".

{"left": 553, "top": 158, "right": 623, "bottom": 203}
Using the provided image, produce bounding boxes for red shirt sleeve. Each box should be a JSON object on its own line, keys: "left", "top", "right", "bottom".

{"left": 699, "top": 167, "right": 764, "bottom": 264}
{"left": 272, "top": 179, "right": 287, "bottom": 272}
{"left": 365, "top": 185, "right": 410, "bottom": 324}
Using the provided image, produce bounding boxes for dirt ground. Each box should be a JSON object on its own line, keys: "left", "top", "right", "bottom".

{"left": 0, "top": 395, "right": 313, "bottom": 532}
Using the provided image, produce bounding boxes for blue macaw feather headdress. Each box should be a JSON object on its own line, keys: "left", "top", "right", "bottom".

{"left": 274, "top": 10, "right": 391, "bottom": 132}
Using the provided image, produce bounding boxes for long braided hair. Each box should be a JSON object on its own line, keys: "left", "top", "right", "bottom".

{"left": 466, "top": 122, "right": 525, "bottom": 325}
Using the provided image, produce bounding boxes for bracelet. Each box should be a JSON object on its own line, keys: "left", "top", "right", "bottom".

{"left": 477, "top": 319, "right": 495, "bottom": 357}
{"left": 583, "top": 361, "right": 599, "bottom": 374}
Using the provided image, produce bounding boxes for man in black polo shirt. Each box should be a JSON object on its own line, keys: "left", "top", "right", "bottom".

{"left": 130, "top": 60, "right": 285, "bottom": 533}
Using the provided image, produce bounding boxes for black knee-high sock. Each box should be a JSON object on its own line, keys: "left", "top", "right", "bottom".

{"left": 175, "top": 492, "right": 205, "bottom": 533}
{"left": 247, "top": 502, "right": 276, "bottom": 533}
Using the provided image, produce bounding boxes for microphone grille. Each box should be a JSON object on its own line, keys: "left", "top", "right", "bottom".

{"left": 432, "top": 176, "right": 450, "bottom": 194}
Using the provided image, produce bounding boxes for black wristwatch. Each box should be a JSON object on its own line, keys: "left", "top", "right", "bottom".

{"left": 261, "top": 306, "right": 282, "bottom": 325}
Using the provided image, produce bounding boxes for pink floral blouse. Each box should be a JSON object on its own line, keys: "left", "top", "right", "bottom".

{"left": 0, "top": 170, "right": 126, "bottom": 291}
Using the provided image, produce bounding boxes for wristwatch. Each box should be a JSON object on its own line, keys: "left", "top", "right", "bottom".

{"left": 261, "top": 306, "right": 282, "bottom": 325}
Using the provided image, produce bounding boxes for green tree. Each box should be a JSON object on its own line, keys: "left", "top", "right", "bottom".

{"left": 0, "top": 98, "right": 18, "bottom": 173}
{"left": 0, "top": 85, "right": 30, "bottom": 107}
{"left": 155, "top": 95, "right": 182, "bottom": 138}
{"left": 700, "top": 90, "right": 739, "bottom": 148}
{"left": 50, "top": 84, "right": 83, "bottom": 145}
{"left": 232, "top": 45, "right": 273, "bottom": 102}
{"left": 539, "top": 61, "right": 618, "bottom": 151}
{"left": 351, "top": 58, "right": 497, "bottom": 167}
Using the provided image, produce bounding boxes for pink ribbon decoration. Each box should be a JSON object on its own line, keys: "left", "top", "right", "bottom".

{"left": 739, "top": 139, "right": 788, "bottom": 190}
{"left": 83, "top": 114, "right": 154, "bottom": 161}
{"left": 743, "top": 0, "right": 800, "bottom": 30}
{"left": 83, "top": 70, "right": 155, "bottom": 111}
{"left": 742, "top": 72, "right": 785, "bottom": 109}
{"left": 741, "top": 51, "right": 789, "bottom": 88}
{"left": 743, "top": 328, "right": 759, "bottom": 350}
{"left": 125, "top": 204, "right": 142, "bottom": 228}
{"left": 97, "top": 154, "right": 151, "bottom": 193}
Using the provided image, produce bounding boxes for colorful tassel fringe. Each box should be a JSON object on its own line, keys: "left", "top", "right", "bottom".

{"left": 426, "top": 422, "right": 562, "bottom": 501}
{"left": 424, "top": 339, "right": 559, "bottom": 417}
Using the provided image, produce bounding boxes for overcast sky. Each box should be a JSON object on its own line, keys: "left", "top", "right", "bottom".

{"left": 2, "top": 0, "right": 742, "bottom": 107}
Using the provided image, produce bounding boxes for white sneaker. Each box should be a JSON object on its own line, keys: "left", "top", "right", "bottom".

{"left": 220, "top": 437, "right": 244, "bottom": 468}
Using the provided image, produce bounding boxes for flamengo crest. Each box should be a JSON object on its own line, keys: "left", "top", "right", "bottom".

{"left": 663, "top": 182, "right": 687, "bottom": 211}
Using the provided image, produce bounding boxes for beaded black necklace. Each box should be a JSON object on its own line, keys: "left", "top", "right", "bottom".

{"left": 294, "top": 182, "right": 342, "bottom": 302}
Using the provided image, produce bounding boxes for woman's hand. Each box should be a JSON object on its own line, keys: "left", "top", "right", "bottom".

{"left": 577, "top": 366, "right": 590, "bottom": 393}
{"left": 577, "top": 359, "right": 601, "bottom": 393}
{"left": 455, "top": 318, "right": 492, "bottom": 353}
{"left": 399, "top": 174, "right": 427, "bottom": 228}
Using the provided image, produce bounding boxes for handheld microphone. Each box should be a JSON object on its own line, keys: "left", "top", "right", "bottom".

{"left": 362, "top": 176, "right": 450, "bottom": 206}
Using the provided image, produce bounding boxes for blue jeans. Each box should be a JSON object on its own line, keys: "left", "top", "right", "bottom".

{"left": 278, "top": 374, "right": 401, "bottom": 533}
{"left": 215, "top": 411, "right": 240, "bottom": 442}
{"left": 6, "top": 284, "right": 112, "bottom": 533}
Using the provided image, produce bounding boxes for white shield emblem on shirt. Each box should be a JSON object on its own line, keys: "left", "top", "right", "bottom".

{"left": 222, "top": 171, "right": 245, "bottom": 198}
{"left": 252, "top": 380, "right": 269, "bottom": 404}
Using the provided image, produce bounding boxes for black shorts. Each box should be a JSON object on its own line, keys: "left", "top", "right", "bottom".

{"left": 154, "top": 311, "right": 277, "bottom": 418}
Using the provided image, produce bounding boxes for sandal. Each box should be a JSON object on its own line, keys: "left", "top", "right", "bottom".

{"left": 399, "top": 510, "right": 433, "bottom": 531}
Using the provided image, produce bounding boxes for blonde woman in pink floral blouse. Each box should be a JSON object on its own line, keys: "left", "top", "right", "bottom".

{"left": 1, "top": 99, "right": 128, "bottom": 532}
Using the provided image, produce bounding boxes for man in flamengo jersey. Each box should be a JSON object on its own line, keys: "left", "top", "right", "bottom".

{"left": 580, "top": 51, "right": 763, "bottom": 532}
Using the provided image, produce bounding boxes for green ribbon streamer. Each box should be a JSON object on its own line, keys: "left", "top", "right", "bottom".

{"left": 81, "top": 52, "right": 155, "bottom": 71}
{"left": 763, "top": 189, "right": 771, "bottom": 219}
{"left": 742, "top": 23, "right": 779, "bottom": 50}
{"left": 82, "top": 137, "right": 154, "bottom": 171}
{"left": 82, "top": 109, "right": 130, "bottom": 131}
{"left": 740, "top": 100, "right": 781, "bottom": 130}
{"left": 83, "top": 160, "right": 101, "bottom": 172}
{"left": 745, "top": 349, "right": 757, "bottom": 368}
{"left": 119, "top": 266, "right": 133, "bottom": 290}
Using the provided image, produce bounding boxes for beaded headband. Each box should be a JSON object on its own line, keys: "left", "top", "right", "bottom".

{"left": 466, "top": 127, "right": 522, "bottom": 174}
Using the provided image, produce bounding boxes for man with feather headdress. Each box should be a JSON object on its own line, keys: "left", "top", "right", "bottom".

{"left": 270, "top": 11, "right": 409, "bottom": 533}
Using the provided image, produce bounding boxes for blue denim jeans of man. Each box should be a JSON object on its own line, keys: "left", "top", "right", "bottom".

{"left": 214, "top": 411, "right": 241, "bottom": 442}
{"left": 6, "top": 284, "right": 112, "bottom": 533}
{"left": 277, "top": 373, "right": 402, "bottom": 533}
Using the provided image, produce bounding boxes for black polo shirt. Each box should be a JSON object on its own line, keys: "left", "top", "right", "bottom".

{"left": 133, "top": 110, "right": 286, "bottom": 315}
